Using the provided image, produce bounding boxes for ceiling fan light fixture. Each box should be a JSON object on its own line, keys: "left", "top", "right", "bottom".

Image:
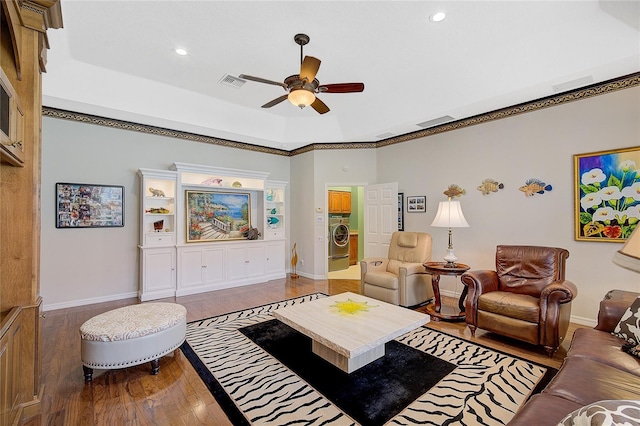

{"left": 288, "top": 89, "right": 316, "bottom": 108}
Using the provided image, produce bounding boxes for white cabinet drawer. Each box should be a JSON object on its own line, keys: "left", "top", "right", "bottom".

{"left": 144, "top": 232, "right": 176, "bottom": 246}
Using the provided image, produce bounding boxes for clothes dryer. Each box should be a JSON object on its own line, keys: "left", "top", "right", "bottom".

{"left": 328, "top": 216, "right": 350, "bottom": 271}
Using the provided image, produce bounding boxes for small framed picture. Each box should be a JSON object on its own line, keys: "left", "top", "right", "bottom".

{"left": 398, "top": 193, "right": 404, "bottom": 230}
{"left": 406, "top": 195, "right": 426, "bottom": 213}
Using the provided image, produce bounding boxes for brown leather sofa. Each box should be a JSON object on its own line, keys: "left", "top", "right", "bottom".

{"left": 508, "top": 289, "right": 640, "bottom": 425}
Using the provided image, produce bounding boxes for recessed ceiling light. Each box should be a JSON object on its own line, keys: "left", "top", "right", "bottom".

{"left": 175, "top": 48, "right": 188, "bottom": 56}
{"left": 430, "top": 12, "right": 446, "bottom": 22}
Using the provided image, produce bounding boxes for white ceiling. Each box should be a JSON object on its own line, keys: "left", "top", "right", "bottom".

{"left": 42, "top": 1, "right": 640, "bottom": 152}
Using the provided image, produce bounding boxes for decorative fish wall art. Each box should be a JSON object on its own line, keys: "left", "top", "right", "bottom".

{"left": 477, "top": 179, "right": 504, "bottom": 195}
{"left": 519, "top": 178, "right": 552, "bottom": 197}
{"left": 444, "top": 184, "right": 466, "bottom": 198}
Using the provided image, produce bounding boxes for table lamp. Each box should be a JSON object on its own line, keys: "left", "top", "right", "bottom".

{"left": 613, "top": 226, "right": 640, "bottom": 273}
{"left": 431, "top": 197, "right": 469, "bottom": 268}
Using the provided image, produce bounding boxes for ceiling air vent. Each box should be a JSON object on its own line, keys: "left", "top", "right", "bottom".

{"left": 219, "top": 74, "right": 247, "bottom": 89}
{"left": 417, "top": 115, "right": 455, "bottom": 128}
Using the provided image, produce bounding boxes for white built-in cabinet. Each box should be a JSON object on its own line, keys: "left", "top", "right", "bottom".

{"left": 138, "top": 163, "right": 287, "bottom": 301}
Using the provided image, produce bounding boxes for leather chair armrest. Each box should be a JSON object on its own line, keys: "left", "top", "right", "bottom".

{"left": 461, "top": 270, "right": 499, "bottom": 295}
{"left": 360, "top": 258, "right": 389, "bottom": 275}
{"left": 461, "top": 270, "right": 499, "bottom": 326}
{"left": 399, "top": 262, "right": 428, "bottom": 276}
{"left": 540, "top": 280, "right": 577, "bottom": 305}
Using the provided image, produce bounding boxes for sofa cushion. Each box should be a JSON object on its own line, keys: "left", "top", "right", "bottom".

{"left": 544, "top": 357, "right": 640, "bottom": 406}
{"left": 613, "top": 296, "right": 640, "bottom": 344}
{"left": 559, "top": 400, "right": 640, "bottom": 426}
{"left": 622, "top": 341, "right": 640, "bottom": 359}
{"left": 507, "top": 393, "right": 584, "bottom": 426}
{"left": 478, "top": 291, "right": 539, "bottom": 323}
{"left": 567, "top": 328, "right": 640, "bottom": 377}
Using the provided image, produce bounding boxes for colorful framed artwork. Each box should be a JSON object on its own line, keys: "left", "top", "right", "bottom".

{"left": 406, "top": 195, "right": 426, "bottom": 213}
{"left": 398, "top": 193, "right": 404, "bottom": 231}
{"left": 55, "top": 182, "right": 124, "bottom": 228}
{"left": 186, "top": 190, "right": 251, "bottom": 242}
{"left": 574, "top": 146, "right": 640, "bottom": 242}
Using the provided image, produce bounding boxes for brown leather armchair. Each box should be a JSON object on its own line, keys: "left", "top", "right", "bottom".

{"left": 461, "top": 245, "right": 577, "bottom": 357}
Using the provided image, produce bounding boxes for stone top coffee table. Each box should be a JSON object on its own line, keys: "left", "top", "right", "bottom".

{"left": 272, "top": 292, "right": 429, "bottom": 373}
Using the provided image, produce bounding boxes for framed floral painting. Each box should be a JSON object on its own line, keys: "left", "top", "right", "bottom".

{"left": 574, "top": 146, "right": 640, "bottom": 242}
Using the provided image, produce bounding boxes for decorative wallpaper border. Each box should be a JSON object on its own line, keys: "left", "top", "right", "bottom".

{"left": 43, "top": 72, "right": 639, "bottom": 158}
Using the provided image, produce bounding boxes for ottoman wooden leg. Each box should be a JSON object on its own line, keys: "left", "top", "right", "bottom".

{"left": 150, "top": 358, "right": 160, "bottom": 375}
{"left": 83, "top": 366, "right": 93, "bottom": 382}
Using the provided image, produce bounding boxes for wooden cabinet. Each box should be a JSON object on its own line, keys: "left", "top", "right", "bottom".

{"left": 0, "top": 308, "right": 22, "bottom": 426}
{"left": 177, "top": 246, "right": 225, "bottom": 295}
{"left": 176, "top": 241, "right": 285, "bottom": 297}
{"left": 138, "top": 169, "right": 177, "bottom": 247}
{"left": 328, "top": 190, "right": 352, "bottom": 214}
{"left": 265, "top": 240, "right": 286, "bottom": 275}
{"left": 227, "top": 245, "right": 265, "bottom": 281}
{"left": 139, "top": 164, "right": 288, "bottom": 300}
{"left": 1, "top": 1, "right": 62, "bottom": 423}
{"left": 139, "top": 248, "right": 176, "bottom": 301}
{"left": 0, "top": 67, "right": 24, "bottom": 166}
{"left": 349, "top": 233, "right": 358, "bottom": 266}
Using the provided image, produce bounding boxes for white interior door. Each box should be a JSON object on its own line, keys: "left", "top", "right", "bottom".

{"left": 364, "top": 182, "right": 398, "bottom": 258}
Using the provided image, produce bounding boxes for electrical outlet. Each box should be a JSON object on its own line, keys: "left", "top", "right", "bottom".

{"left": 300, "top": 259, "right": 304, "bottom": 265}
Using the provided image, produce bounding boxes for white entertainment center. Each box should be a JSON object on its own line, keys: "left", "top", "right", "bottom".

{"left": 137, "top": 162, "right": 287, "bottom": 301}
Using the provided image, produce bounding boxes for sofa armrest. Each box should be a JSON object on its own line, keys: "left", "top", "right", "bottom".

{"left": 595, "top": 289, "right": 640, "bottom": 332}
{"left": 399, "top": 262, "right": 429, "bottom": 276}
{"left": 540, "top": 280, "right": 577, "bottom": 305}
{"left": 461, "top": 270, "right": 499, "bottom": 326}
{"left": 360, "top": 258, "right": 389, "bottom": 275}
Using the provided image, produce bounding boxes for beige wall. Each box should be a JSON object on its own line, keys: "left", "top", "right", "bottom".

{"left": 41, "top": 85, "right": 640, "bottom": 324}
{"left": 376, "top": 86, "right": 640, "bottom": 323}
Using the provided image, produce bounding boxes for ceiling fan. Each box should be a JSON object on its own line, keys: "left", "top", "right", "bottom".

{"left": 239, "top": 33, "right": 364, "bottom": 115}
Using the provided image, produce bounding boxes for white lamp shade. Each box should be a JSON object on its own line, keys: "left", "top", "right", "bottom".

{"left": 431, "top": 200, "right": 469, "bottom": 228}
{"left": 613, "top": 226, "right": 640, "bottom": 273}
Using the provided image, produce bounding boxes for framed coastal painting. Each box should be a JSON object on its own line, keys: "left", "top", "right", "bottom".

{"left": 55, "top": 182, "right": 124, "bottom": 228}
{"left": 574, "top": 146, "right": 640, "bottom": 242}
{"left": 186, "top": 190, "right": 251, "bottom": 242}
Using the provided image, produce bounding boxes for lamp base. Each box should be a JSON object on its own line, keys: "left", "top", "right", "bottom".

{"left": 443, "top": 249, "right": 458, "bottom": 268}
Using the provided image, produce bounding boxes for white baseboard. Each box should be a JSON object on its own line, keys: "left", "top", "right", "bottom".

{"left": 439, "top": 289, "right": 597, "bottom": 327}
{"left": 43, "top": 291, "right": 139, "bottom": 312}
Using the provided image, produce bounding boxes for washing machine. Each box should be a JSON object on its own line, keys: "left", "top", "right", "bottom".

{"left": 328, "top": 216, "right": 350, "bottom": 272}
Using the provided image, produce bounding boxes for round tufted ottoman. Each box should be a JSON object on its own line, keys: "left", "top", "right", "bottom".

{"left": 80, "top": 302, "right": 186, "bottom": 382}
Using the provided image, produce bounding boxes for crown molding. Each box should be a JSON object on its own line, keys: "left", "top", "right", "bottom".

{"left": 43, "top": 72, "right": 639, "bottom": 157}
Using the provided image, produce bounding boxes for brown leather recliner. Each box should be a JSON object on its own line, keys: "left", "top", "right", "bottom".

{"left": 461, "top": 245, "right": 577, "bottom": 357}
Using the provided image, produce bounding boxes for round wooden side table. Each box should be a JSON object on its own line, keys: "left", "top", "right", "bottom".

{"left": 423, "top": 261, "right": 470, "bottom": 321}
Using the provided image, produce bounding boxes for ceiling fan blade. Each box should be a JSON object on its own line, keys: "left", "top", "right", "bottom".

{"left": 261, "top": 94, "right": 289, "bottom": 108}
{"left": 299, "top": 56, "right": 321, "bottom": 82}
{"left": 310, "top": 97, "right": 330, "bottom": 114}
{"left": 239, "top": 74, "right": 287, "bottom": 89}
{"left": 318, "top": 83, "right": 365, "bottom": 93}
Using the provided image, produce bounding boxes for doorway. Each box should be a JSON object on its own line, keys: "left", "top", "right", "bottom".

{"left": 327, "top": 185, "right": 363, "bottom": 279}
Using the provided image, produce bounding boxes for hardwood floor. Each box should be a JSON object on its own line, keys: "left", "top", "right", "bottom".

{"left": 26, "top": 276, "right": 586, "bottom": 425}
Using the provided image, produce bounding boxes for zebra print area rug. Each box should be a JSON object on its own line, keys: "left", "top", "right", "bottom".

{"left": 181, "top": 293, "right": 556, "bottom": 425}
